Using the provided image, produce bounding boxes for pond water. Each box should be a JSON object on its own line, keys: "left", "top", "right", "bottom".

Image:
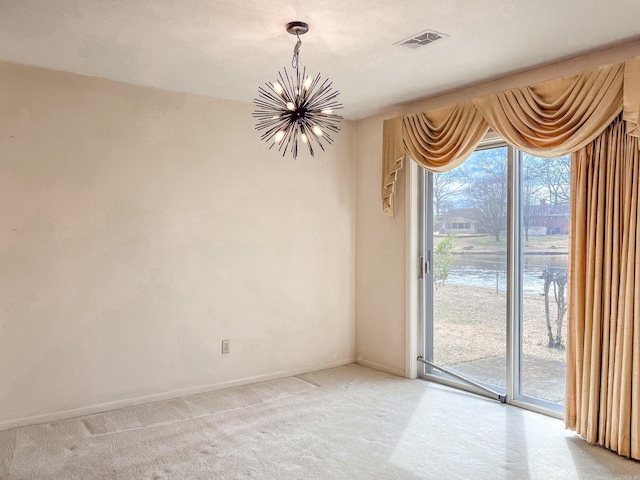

{"left": 446, "top": 254, "right": 568, "bottom": 295}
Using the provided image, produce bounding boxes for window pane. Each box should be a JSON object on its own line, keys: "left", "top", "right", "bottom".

{"left": 520, "top": 153, "right": 569, "bottom": 404}
{"left": 432, "top": 146, "right": 508, "bottom": 390}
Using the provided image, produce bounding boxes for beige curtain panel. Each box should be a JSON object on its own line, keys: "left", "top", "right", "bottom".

{"left": 382, "top": 56, "right": 640, "bottom": 218}
{"left": 566, "top": 116, "right": 640, "bottom": 459}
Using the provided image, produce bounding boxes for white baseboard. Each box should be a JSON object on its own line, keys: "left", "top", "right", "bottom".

{"left": 0, "top": 357, "right": 355, "bottom": 432}
{"left": 356, "top": 358, "right": 407, "bottom": 378}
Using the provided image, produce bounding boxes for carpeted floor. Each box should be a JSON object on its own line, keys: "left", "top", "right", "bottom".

{"left": 1, "top": 364, "right": 639, "bottom": 479}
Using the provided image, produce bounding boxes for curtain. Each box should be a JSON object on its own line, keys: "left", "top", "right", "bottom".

{"left": 382, "top": 117, "right": 404, "bottom": 217}
{"left": 566, "top": 115, "right": 640, "bottom": 459}
{"left": 382, "top": 56, "right": 640, "bottom": 217}
{"left": 402, "top": 102, "right": 489, "bottom": 172}
{"left": 473, "top": 63, "right": 623, "bottom": 156}
{"left": 625, "top": 56, "right": 640, "bottom": 136}
{"left": 379, "top": 54, "right": 640, "bottom": 459}
{"left": 382, "top": 103, "right": 488, "bottom": 217}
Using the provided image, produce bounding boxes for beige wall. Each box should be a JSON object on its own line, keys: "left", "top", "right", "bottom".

{"left": 354, "top": 39, "right": 640, "bottom": 378}
{"left": 0, "top": 61, "right": 356, "bottom": 428}
{"left": 354, "top": 114, "right": 409, "bottom": 377}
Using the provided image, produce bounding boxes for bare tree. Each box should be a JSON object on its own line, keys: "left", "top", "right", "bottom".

{"left": 527, "top": 154, "right": 571, "bottom": 206}
{"left": 522, "top": 164, "right": 543, "bottom": 242}
{"left": 541, "top": 268, "right": 568, "bottom": 349}
{"left": 433, "top": 170, "right": 462, "bottom": 217}
{"left": 461, "top": 150, "right": 508, "bottom": 241}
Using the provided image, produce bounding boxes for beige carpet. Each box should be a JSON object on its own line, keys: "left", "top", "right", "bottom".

{"left": 1, "top": 364, "right": 639, "bottom": 479}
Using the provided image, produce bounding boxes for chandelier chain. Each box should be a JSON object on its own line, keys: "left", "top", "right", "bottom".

{"left": 292, "top": 32, "right": 302, "bottom": 69}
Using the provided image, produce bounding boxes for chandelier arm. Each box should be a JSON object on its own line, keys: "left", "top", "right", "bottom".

{"left": 256, "top": 88, "right": 287, "bottom": 108}
{"left": 280, "top": 69, "right": 297, "bottom": 103}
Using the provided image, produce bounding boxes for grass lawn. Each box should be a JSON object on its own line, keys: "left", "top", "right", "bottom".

{"left": 431, "top": 284, "right": 567, "bottom": 403}
{"left": 433, "top": 284, "right": 566, "bottom": 366}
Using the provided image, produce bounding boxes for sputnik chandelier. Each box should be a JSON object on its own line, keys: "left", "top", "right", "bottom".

{"left": 253, "top": 21, "right": 343, "bottom": 159}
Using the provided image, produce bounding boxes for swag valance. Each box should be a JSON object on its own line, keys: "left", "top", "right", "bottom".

{"left": 382, "top": 56, "right": 640, "bottom": 217}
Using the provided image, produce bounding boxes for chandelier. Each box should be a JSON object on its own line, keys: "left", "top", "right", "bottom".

{"left": 253, "top": 21, "right": 343, "bottom": 159}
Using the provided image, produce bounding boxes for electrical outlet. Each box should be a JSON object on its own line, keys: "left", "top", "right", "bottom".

{"left": 221, "top": 339, "right": 230, "bottom": 355}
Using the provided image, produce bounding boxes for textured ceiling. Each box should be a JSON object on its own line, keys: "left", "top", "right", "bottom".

{"left": 1, "top": 0, "right": 640, "bottom": 119}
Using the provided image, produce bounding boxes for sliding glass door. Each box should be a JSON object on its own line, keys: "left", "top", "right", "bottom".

{"left": 420, "top": 140, "right": 569, "bottom": 415}
{"left": 429, "top": 145, "right": 508, "bottom": 394}
{"left": 519, "top": 153, "right": 569, "bottom": 407}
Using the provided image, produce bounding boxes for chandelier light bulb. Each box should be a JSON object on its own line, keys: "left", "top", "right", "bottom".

{"left": 273, "top": 82, "right": 283, "bottom": 95}
{"left": 301, "top": 133, "right": 308, "bottom": 143}
{"left": 321, "top": 109, "right": 333, "bottom": 114}
{"left": 274, "top": 130, "right": 285, "bottom": 143}
{"left": 312, "top": 125, "right": 323, "bottom": 136}
{"left": 304, "top": 77, "right": 312, "bottom": 90}
{"left": 286, "top": 102, "right": 296, "bottom": 111}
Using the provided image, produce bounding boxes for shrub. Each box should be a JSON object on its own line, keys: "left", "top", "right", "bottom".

{"left": 434, "top": 234, "right": 455, "bottom": 287}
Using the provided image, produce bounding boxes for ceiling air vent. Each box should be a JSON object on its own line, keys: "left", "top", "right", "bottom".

{"left": 394, "top": 29, "right": 448, "bottom": 49}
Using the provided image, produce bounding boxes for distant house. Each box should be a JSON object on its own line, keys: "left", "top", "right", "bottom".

{"left": 438, "top": 208, "right": 480, "bottom": 234}
{"left": 527, "top": 199, "right": 570, "bottom": 235}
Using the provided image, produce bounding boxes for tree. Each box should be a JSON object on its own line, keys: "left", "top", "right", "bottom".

{"left": 541, "top": 267, "right": 568, "bottom": 349}
{"left": 433, "top": 170, "right": 462, "bottom": 217}
{"left": 461, "top": 150, "right": 508, "bottom": 241}
{"left": 522, "top": 166, "right": 543, "bottom": 242}
{"left": 434, "top": 234, "right": 455, "bottom": 287}
{"left": 525, "top": 154, "right": 571, "bottom": 206}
